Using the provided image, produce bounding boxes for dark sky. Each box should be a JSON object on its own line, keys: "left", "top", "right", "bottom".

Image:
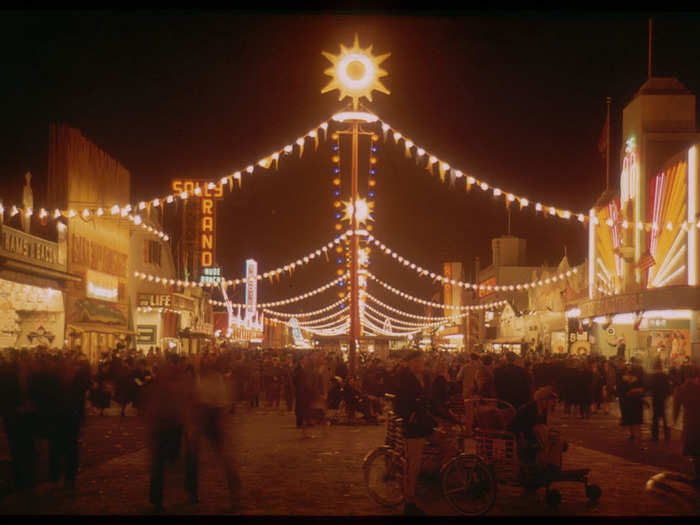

{"left": 2, "top": 12, "right": 700, "bottom": 314}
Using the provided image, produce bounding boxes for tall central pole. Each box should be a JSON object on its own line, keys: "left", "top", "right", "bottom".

{"left": 349, "top": 119, "right": 360, "bottom": 376}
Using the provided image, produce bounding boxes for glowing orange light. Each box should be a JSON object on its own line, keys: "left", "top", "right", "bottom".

{"left": 333, "top": 178, "right": 341, "bottom": 185}
{"left": 369, "top": 180, "right": 376, "bottom": 187}
{"left": 334, "top": 201, "right": 342, "bottom": 208}
{"left": 335, "top": 223, "right": 343, "bottom": 230}
{"left": 332, "top": 133, "right": 339, "bottom": 140}
{"left": 332, "top": 155, "right": 340, "bottom": 163}
{"left": 370, "top": 157, "right": 377, "bottom": 165}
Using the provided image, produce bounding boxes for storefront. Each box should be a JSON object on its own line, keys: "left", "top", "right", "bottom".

{"left": 0, "top": 223, "right": 77, "bottom": 349}
{"left": 65, "top": 217, "right": 132, "bottom": 364}
{"left": 579, "top": 287, "right": 699, "bottom": 364}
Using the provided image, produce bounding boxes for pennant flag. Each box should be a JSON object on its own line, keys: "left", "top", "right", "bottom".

{"left": 227, "top": 176, "right": 234, "bottom": 191}
{"left": 258, "top": 157, "right": 274, "bottom": 170}
{"left": 633, "top": 311, "right": 644, "bottom": 331}
{"left": 438, "top": 163, "right": 448, "bottom": 183}
{"left": 324, "top": 249, "right": 329, "bottom": 263}
{"left": 449, "top": 169, "right": 456, "bottom": 188}
{"left": 404, "top": 142, "right": 412, "bottom": 158}
{"left": 466, "top": 177, "right": 473, "bottom": 192}
{"left": 427, "top": 157, "right": 437, "bottom": 176}
{"left": 312, "top": 131, "right": 319, "bottom": 151}
{"left": 297, "top": 139, "right": 305, "bottom": 159}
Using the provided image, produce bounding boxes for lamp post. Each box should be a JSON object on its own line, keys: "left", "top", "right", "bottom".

{"left": 322, "top": 35, "right": 390, "bottom": 375}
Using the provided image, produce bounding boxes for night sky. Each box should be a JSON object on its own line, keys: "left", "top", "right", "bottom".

{"left": 2, "top": 13, "right": 700, "bottom": 314}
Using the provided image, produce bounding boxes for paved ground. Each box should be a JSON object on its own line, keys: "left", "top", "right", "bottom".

{"left": 0, "top": 402, "right": 698, "bottom": 516}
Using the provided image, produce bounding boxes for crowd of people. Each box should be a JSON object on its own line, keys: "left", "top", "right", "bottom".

{"left": 0, "top": 342, "right": 698, "bottom": 514}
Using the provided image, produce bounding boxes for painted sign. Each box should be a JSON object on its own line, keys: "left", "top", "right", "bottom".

{"left": 138, "top": 294, "right": 171, "bottom": 308}
{"left": 86, "top": 269, "right": 118, "bottom": 302}
{"left": 137, "top": 325, "right": 157, "bottom": 345}
{"left": 0, "top": 225, "right": 62, "bottom": 270}
{"left": 200, "top": 266, "right": 222, "bottom": 284}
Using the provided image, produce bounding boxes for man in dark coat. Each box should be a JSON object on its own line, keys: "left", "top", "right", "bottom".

{"left": 647, "top": 358, "right": 671, "bottom": 441}
{"left": 494, "top": 353, "right": 532, "bottom": 410}
{"left": 395, "top": 351, "right": 457, "bottom": 516}
{"left": 293, "top": 357, "right": 309, "bottom": 428}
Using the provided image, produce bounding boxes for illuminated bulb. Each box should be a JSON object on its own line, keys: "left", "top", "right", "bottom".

{"left": 233, "top": 172, "right": 241, "bottom": 180}
{"left": 296, "top": 138, "right": 304, "bottom": 147}
{"left": 393, "top": 131, "right": 402, "bottom": 140}
{"left": 417, "top": 148, "right": 425, "bottom": 156}
{"left": 563, "top": 211, "right": 571, "bottom": 219}
{"left": 166, "top": 195, "right": 174, "bottom": 203}
{"left": 549, "top": 207, "right": 556, "bottom": 216}
{"left": 381, "top": 123, "right": 389, "bottom": 132}
{"left": 54, "top": 209, "right": 61, "bottom": 219}
{"left": 246, "top": 165, "right": 254, "bottom": 174}
{"left": 637, "top": 221, "right": 643, "bottom": 230}
{"left": 429, "top": 155, "right": 437, "bottom": 164}
{"left": 606, "top": 218, "right": 614, "bottom": 227}
{"left": 320, "top": 122, "right": 328, "bottom": 130}
{"left": 480, "top": 182, "right": 489, "bottom": 191}
{"left": 24, "top": 208, "right": 33, "bottom": 217}
{"left": 181, "top": 192, "right": 188, "bottom": 200}
{"left": 507, "top": 194, "right": 515, "bottom": 202}
{"left": 622, "top": 221, "right": 629, "bottom": 229}
{"left": 10, "top": 205, "right": 18, "bottom": 216}
{"left": 666, "top": 221, "right": 673, "bottom": 231}
{"left": 68, "top": 209, "right": 77, "bottom": 218}
{"left": 493, "top": 188, "right": 502, "bottom": 197}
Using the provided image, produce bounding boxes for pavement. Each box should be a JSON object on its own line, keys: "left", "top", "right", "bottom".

{"left": 0, "top": 402, "right": 698, "bottom": 516}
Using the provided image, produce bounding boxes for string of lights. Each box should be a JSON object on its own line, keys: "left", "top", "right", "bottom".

{"left": 134, "top": 231, "right": 357, "bottom": 289}
{"left": 0, "top": 205, "right": 169, "bottom": 241}
{"left": 364, "top": 292, "right": 506, "bottom": 320}
{"left": 260, "top": 298, "right": 347, "bottom": 318}
{"left": 209, "top": 274, "right": 347, "bottom": 308}
{"left": 362, "top": 301, "right": 464, "bottom": 328}
{"left": 364, "top": 233, "right": 578, "bottom": 291}
{"left": 0, "top": 119, "right": 333, "bottom": 227}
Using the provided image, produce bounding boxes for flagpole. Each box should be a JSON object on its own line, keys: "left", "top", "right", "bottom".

{"left": 606, "top": 96, "right": 611, "bottom": 191}
{"left": 648, "top": 18, "right": 653, "bottom": 80}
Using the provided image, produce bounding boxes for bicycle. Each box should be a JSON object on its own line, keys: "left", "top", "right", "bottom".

{"left": 363, "top": 394, "right": 497, "bottom": 515}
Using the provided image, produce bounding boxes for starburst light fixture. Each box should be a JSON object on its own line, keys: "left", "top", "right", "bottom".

{"left": 342, "top": 198, "right": 373, "bottom": 224}
{"left": 322, "top": 34, "right": 390, "bottom": 109}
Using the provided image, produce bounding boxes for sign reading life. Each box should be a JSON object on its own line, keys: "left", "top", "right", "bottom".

{"left": 171, "top": 180, "right": 224, "bottom": 270}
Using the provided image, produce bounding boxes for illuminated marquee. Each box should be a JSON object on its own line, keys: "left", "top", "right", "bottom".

{"left": 245, "top": 259, "right": 258, "bottom": 322}
{"left": 171, "top": 180, "right": 224, "bottom": 274}
{"left": 200, "top": 266, "right": 222, "bottom": 284}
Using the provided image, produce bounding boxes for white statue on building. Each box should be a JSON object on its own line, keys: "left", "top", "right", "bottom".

{"left": 22, "top": 172, "right": 33, "bottom": 234}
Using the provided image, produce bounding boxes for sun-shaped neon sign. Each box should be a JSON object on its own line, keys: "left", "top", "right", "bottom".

{"left": 322, "top": 34, "right": 390, "bottom": 109}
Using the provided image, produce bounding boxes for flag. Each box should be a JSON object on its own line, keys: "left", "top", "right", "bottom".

{"left": 637, "top": 251, "right": 655, "bottom": 271}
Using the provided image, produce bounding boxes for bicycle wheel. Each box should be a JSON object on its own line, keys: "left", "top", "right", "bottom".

{"left": 441, "top": 454, "right": 497, "bottom": 516}
{"left": 363, "top": 447, "right": 405, "bottom": 507}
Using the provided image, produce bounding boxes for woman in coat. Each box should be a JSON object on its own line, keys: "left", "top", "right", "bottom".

{"left": 619, "top": 365, "right": 645, "bottom": 441}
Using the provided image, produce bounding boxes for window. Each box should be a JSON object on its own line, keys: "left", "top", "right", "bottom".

{"left": 145, "top": 240, "right": 162, "bottom": 267}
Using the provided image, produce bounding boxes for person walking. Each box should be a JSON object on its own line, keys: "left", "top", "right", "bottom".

{"left": 146, "top": 357, "right": 192, "bottom": 512}
{"left": 619, "top": 364, "right": 644, "bottom": 441}
{"left": 648, "top": 358, "right": 672, "bottom": 441}
{"left": 185, "top": 354, "right": 241, "bottom": 508}
{"left": 457, "top": 353, "right": 482, "bottom": 434}
{"left": 293, "top": 356, "right": 310, "bottom": 429}
{"left": 673, "top": 363, "right": 700, "bottom": 483}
